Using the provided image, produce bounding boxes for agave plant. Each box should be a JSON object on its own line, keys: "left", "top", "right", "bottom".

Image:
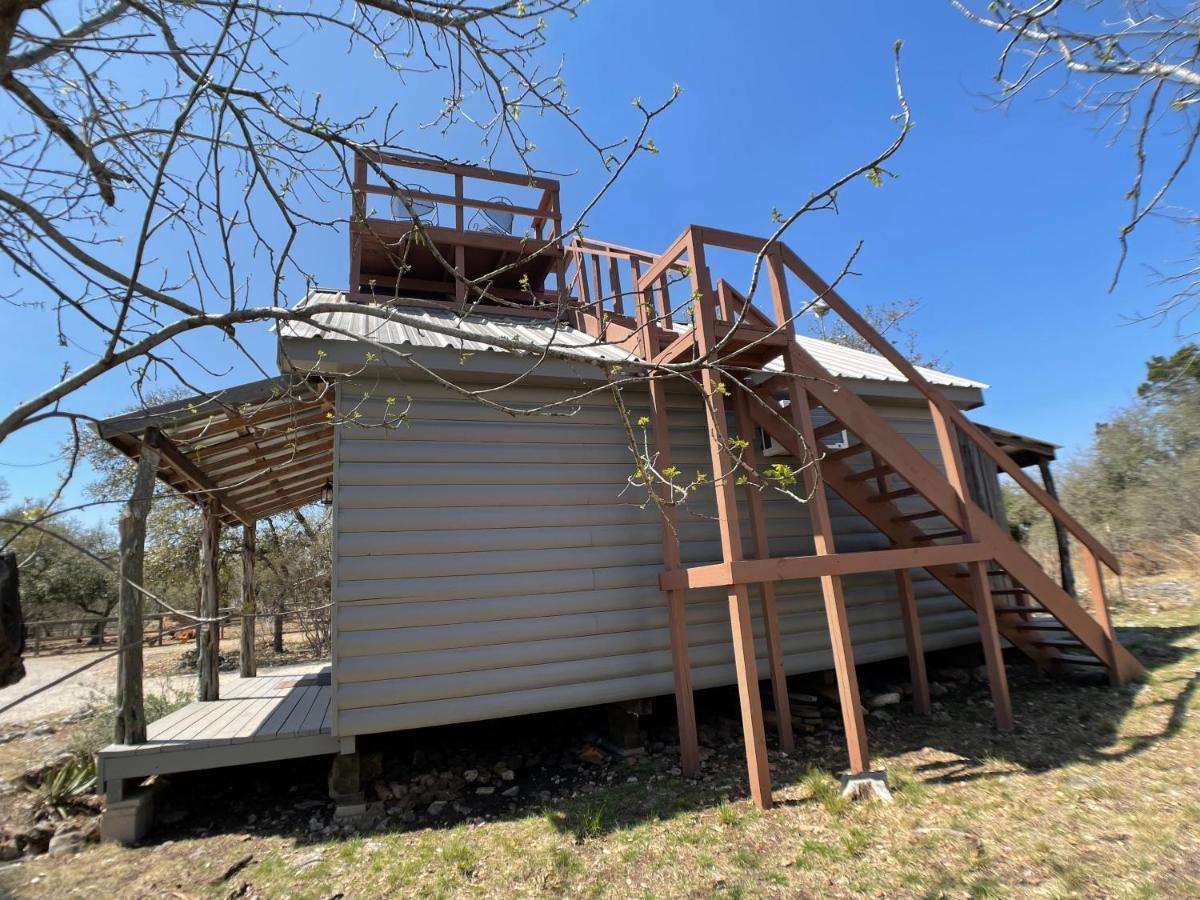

{"left": 34, "top": 757, "right": 96, "bottom": 819}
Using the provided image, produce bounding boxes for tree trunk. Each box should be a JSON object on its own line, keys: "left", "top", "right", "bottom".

{"left": 239, "top": 523, "right": 257, "bottom": 678}
{"left": 198, "top": 507, "right": 221, "bottom": 701}
{"left": 115, "top": 440, "right": 159, "bottom": 744}
{"left": 0, "top": 550, "right": 25, "bottom": 689}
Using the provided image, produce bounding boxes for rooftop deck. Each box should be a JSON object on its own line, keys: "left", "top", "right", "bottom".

{"left": 97, "top": 665, "right": 338, "bottom": 794}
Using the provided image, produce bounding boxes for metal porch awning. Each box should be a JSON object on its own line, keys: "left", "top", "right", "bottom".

{"left": 94, "top": 377, "right": 335, "bottom": 526}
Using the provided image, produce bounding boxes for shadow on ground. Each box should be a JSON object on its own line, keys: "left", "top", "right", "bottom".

{"left": 140, "top": 621, "right": 1199, "bottom": 847}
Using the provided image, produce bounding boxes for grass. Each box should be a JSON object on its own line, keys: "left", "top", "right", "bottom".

{"left": 3, "top": 575, "right": 1199, "bottom": 898}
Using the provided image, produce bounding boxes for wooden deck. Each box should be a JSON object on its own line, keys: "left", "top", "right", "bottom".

{"left": 97, "top": 665, "right": 339, "bottom": 792}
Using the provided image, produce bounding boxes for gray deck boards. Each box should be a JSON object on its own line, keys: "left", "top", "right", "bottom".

{"left": 97, "top": 666, "right": 339, "bottom": 787}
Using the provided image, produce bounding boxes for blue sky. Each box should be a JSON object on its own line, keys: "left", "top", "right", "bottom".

{"left": 1, "top": 0, "right": 1193, "bottom": 520}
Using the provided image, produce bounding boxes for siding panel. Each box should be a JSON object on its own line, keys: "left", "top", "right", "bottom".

{"left": 331, "top": 377, "right": 979, "bottom": 736}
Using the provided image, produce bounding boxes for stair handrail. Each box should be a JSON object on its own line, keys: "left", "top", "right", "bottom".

{"left": 776, "top": 244, "right": 1120, "bottom": 575}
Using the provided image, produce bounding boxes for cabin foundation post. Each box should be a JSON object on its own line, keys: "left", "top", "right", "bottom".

{"left": 606, "top": 700, "right": 650, "bottom": 753}
{"left": 239, "top": 522, "right": 257, "bottom": 678}
{"left": 198, "top": 504, "right": 221, "bottom": 701}
{"left": 115, "top": 433, "right": 159, "bottom": 745}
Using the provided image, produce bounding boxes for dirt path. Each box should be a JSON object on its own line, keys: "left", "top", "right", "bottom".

{"left": 0, "top": 647, "right": 326, "bottom": 728}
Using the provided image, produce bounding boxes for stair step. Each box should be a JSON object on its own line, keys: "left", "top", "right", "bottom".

{"left": 1054, "top": 652, "right": 1108, "bottom": 667}
{"left": 825, "top": 443, "right": 867, "bottom": 463}
{"left": 892, "top": 509, "right": 942, "bottom": 523}
{"left": 813, "top": 420, "right": 845, "bottom": 440}
{"left": 1032, "top": 637, "right": 1085, "bottom": 649}
{"left": 987, "top": 570, "right": 1007, "bottom": 577}
{"left": 848, "top": 464, "right": 893, "bottom": 482}
{"left": 995, "top": 605, "right": 1045, "bottom": 614}
{"left": 870, "top": 487, "right": 919, "bottom": 502}
{"left": 1014, "top": 620, "right": 1066, "bottom": 631}
{"left": 991, "top": 587, "right": 1029, "bottom": 595}
{"left": 913, "top": 529, "right": 965, "bottom": 542}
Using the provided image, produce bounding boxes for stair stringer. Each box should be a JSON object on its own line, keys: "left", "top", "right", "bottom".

{"left": 746, "top": 359, "right": 1145, "bottom": 683}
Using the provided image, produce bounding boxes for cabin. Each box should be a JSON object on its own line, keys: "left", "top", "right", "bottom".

{"left": 92, "top": 153, "right": 1143, "bottom": 842}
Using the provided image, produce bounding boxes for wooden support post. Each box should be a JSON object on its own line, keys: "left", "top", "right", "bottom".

{"left": 732, "top": 388, "right": 794, "bottom": 751}
{"left": 894, "top": 569, "right": 931, "bottom": 716}
{"left": 1081, "top": 548, "right": 1122, "bottom": 685}
{"left": 114, "top": 437, "right": 159, "bottom": 745}
{"left": 198, "top": 506, "right": 221, "bottom": 701}
{"left": 691, "top": 233, "right": 772, "bottom": 809}
{"left": 930, "top": 401, "right": 1013, "bottom": 731}
{"left": 766, "top": 250, "right": 870, "bottom": 774}
{"left": 634, "top": 262, "right": 699, "bottom": 778}
{"left": 454, "top": 174, "right": 466, "bottom": 309}
{"left": 1036, "top": 458, "right": 1077, "bottom": 598}
{"left": 239, "top": 522, "right": 257, "bottom": 678}
{"left": 867, "top": 450, "right": 930, "bottom": 717}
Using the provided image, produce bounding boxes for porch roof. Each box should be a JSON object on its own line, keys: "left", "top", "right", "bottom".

{"left": 94, "top": 376, "right": 335, "bottom": 526}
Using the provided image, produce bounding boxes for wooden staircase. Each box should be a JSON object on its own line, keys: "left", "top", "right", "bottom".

{"left": 567, "top": 224, "right": 1144, "bottom": 811}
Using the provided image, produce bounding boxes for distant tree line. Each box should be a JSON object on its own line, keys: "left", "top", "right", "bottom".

{"left": 1006, "top": 345, "right": 1200, "bottom": 575}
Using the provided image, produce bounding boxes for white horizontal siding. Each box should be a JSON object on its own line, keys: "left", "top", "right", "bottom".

{"left": 331, "top": 377, "right": 979, "bottom": 737}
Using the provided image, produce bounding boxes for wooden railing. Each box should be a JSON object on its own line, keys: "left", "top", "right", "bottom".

{"left": 353, "top": 150, "right": 563, "bottom": 242}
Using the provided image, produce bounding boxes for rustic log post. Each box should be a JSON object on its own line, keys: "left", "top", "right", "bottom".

{"left": 273, "top": 612, "right": 284, "bottom": 653}
{"left": 1036, "top": 458, "right": 1077, "bottom": 598}
{"left": 114, "top": 437, "right": 160, "bottom": 744}
{"left": 239, "top": 522, "right": 257, "bottom": 678}
{"left": 198, "top": 505, "right": 221, "bottom": 701}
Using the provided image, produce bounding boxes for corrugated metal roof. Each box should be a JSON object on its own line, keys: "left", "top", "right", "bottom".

{"left": 280, "top": 291, "right": 636, "bottom": 364}
{"left": 280, "top": 291, "right": 986, "bottom": 389}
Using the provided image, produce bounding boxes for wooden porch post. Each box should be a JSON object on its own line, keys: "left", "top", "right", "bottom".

{"left": 114, "top": 435, "right": 160, "bottom": 745}
{"left": 691, "top": 233, "right": 772, "bottom": 810}
{"left": 930, "top": 402, "right": 1013, "bottom": 731}
{"left": 198, "top": 505, "right": 221, "bottom": 701}
{"left": 239, "top": 522, "right": 257, "bottom": 678}
{"left": 1036, "top": 458, "right": 1077, "bottom": 598}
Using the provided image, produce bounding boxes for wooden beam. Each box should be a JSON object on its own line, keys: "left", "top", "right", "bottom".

{"left": 766, "top": 249, "right": 870, "bottom": 775}
{"left": 239, "top": 523, "right": 257, "bottom": 679}
{"left": 658, "top": 543, "right": 995, "bottom": 592}
{"left": 894, "top": 569, "right": 931, "bottom": 717}
{"left": 691, "top": 234, "right": 772, "bottom": 810}
{"left": 146, "top": 429, "right": 255, "bottom": 526}
{"left": 634, "top": 265, "right": 699, "bottom": 778}
{"left": 930, "top": 402, "right": 1013, "bottom": 731}
{"left": 198, "top": 506, "right": 221, "bottom": 702}
{"left": 1036, "top": 458, "right": 1077, "bottom": 598}
{"left": 115, "top": 437, "right": 160, "bottom": 745}
{"left": 1081, "top": 548, "right": 1123, "bottom": 685}
{"left": 732, "top": 388, "right": 794, "bottom": 753}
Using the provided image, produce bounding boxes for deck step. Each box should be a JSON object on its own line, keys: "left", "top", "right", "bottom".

{"left": 870, "top": 486, "right": 919, "bottom": 503}
{"left": 991, "top": 587, "right": 1029, "bottom": 596}
{"left": 913, "top": 529, "right": 965, "bottom": 542}
{"left": 892, "top": 509, "right": 942, "bottom": 523}
{"left": 995, "top": 605, "right": 1045, "bottom": 614}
